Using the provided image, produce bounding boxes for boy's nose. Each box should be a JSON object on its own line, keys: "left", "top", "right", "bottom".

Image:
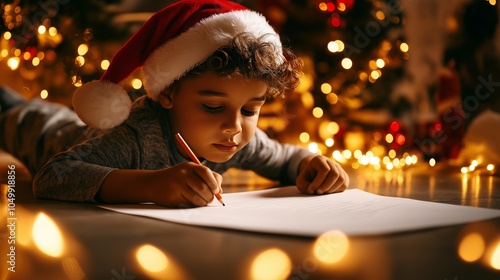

{"left": 220, "top": 112, "right": 242, "bottom": 135}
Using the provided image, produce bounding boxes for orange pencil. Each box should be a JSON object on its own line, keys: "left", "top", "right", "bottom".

{"left": 175, "top": 133, "right": 226, "bottom": 206}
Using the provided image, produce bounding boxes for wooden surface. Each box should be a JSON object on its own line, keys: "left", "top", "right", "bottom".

{"left": 1, "top": 162, "right": 500, "bottom": 280}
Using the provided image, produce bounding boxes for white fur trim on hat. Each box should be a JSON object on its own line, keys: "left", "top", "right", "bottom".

{"left": 73, "top": 80, "right": 132, "bottom": 130}
{"left": 142, "top": 10, "right": 284, "bottom": 101}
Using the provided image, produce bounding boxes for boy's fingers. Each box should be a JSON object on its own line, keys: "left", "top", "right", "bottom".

{"left": 315, "top": 160, "right": 340, "bottom": 194}
{"left": 307, "top": 158, "right": 331, "bottom": 194}
{"left": 212, "top": 171, "right": 223, "bottom": 194}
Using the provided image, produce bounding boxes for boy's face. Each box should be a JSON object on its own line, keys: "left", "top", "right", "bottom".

{"left": 160, "top": 71, "right": 267, "bottom": 162}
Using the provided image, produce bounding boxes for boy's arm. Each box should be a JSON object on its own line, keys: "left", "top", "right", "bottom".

{"left": 33, "top": 124, "right": 142, "bottom": 203}
{"left": 239, "top": 129, "right": 314, "bottom": 184}
{"left": 97, "top": 164, "right": 222, "bottom": 207}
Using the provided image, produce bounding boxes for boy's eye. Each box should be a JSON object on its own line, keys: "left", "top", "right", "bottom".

{"left": 242, "top": 108, "right": 258, "bottom": 116}
{"left": 203, "top": 104, "right": 224, "bottom": 112}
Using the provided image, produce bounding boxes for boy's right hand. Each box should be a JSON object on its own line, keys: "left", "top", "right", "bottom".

{"left": 149, "top": 162, "right": 223, "bottom": 208}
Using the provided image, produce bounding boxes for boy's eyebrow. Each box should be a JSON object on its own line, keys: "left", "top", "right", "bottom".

{"left": 198, "top": 90, "right": 266, "bottom": 101}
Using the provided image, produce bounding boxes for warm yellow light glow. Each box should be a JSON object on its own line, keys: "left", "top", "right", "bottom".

{"left": 359, "top": 155, "right": 369, "bottom": 165}
{"left": 370, "top": 70, "right": 381, "bottom": 80}
{"left": 37, "top": 52, "right": 45, "bottom": 60}
{"left": 327, "top": 122, "right": 340, "bottom": 135}
{"left": 4, "top": 31, "right": 12, "bottom": 40}
{"left": 40, "top": 90, "right": 48, "bottom": 99}
{"left": 77, "top": 44, "right": 89, "bottom": 56}
{"left": 342, "top": 149, "right": 352, "bottom": 159}
{"left": 341, "top": 58, "right": 352, "bottom": 69}
{"left": 490, "top": 241, "right": 500, "bottom": 269}
{"left": 469, "top": 165, "right": 476, "bottom": 172}
{"left": 370, "top": 156, "right": 380, "bottom": 166}
{"left": 411, "top": 155, "right": 418, "bottom": 164}
{"left": 308, "top": 142, "right": 319, "bottom": 154}
{"left": 383, "top": 156, "right": 390, "bottom": 164}
{"left": 251, "top": 248, "right": 291, "bottom": 280}
{"left": 101, "top": 59, "right": 110, "bottom": 70}
{"left": 1, "top": 49, "right": 8, "bottom": 57}
{"left": 326, "top": 93, "right": 338, "bottom": 104}
{"left": 375, "top": 11, "right": 385, "bottom": 21}
{"left": 429, "top": 158, "right": 436, "bottom": 167}
{"left": 458, "top": 233, "right": 485, "bottom": 262}
{"left": 386, "top": 162, "right": 394, "bottom": 170}
{"left": 385, "top": 133, "right": 394, "bottom": 144}
{"left": 23, "top": 51, "right": 31, "bottom": 60}
{"left": 32, "top": 213, "right": 64, "bottom": 257}
{"left": 405, "top": 156, "right": 412, "bottom": 165}
{"left": 489, "top": 0, "right": 496, "bottom": 6}
{"left": 461, "top": 167, "right": 468, "bottom": 174}
{"left": 471, "top": 160, "right": 478, "bottom": 167}
{"left": 369, "top": 60, "right": 377, "bottom": 70}
{"left": 332, "top": 150, "right": 342, "bottom": 162}
{"left": 14, "top": 49, "right": 21, "bottom": 57}
{"left": 312, "top": 107, "right": 324, "bottom": 118}
{"left": 345, "top": 131, "right": 365, "bottom": 151}
{"left": 338, "top": 3, "right": 346, "bottom": 11}
{"left": 487, "top": 164, "right": 495, "bottom": 171}
{"left": 376, "top": 58, "right": 385, "bottom": 68}
{"left": 32, "top": 57, "right": 40, "bottom": 66}
{"left": 351, "top": 161, "right": 360, "bottom": 169}
{"left": 319, "top": 2, "right": 328, "bottom": 11}
{"left": 301, "top": 91, "right": 315, "bottom": 109}
{"left": 136, "top": 244, "right": 168, "bottom": 273}
{"left": 7, "top": 57, "right": 20, "bottom": 70}
{"left": 72, "top": 75, "right": 83, "bottom": 87}
{"left": 48, "top": 27, "right": 57, "bottom": 36}
{"left": 359, "top": 72, "right": 368, "bottom": 81}
{"left": 132, "top": 79, "right": 143, "bottom": 89}
{"left": 327, "top": 41, "right": 340, "bottom": 53}
{"left": 325, "top": 138, "right": 334, "bottom": 147}
{"left": 75, "top": 56, "right": 85, "bottom": 67}
{"left": 321, "top": 83, "right": 332, "bottom": 94}
{"left": 299, "top": 132, "right": 310, "bottom": 143}
{"left": 353, "top": 149, "right": 362, "bottom": 159}
{"left": 388, "top": 149, "right": 396, "bottom": 159}
{"left": 335, "top": 40, "right": 345, "bottom": 51}
{"left": 38, "top": 25, "right": 46, "bottom": 34}
{"left": 399, "top": 42, "right": 409, "bottom": 52}
{"left": 313, "top": 230, "right": 349, "bottom": 264}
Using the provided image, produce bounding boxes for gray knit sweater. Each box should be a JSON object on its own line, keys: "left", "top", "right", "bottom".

{"left": 1, "top": 96, "right": 312, "bottom": 203}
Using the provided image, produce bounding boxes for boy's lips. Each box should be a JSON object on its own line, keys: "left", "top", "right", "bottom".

{"left": 212, "top": 142, "right": 238, "bottom": 153}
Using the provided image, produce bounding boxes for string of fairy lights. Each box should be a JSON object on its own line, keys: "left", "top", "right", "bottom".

{"left": 0, "top": 1, "right": 496, "bottom": 174}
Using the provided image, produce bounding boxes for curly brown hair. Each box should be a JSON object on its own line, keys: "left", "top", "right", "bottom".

{"left": 169, "top": 32, "right": 301, "bottom": 99}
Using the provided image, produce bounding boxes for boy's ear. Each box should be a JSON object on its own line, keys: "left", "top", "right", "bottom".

{"left": 158, "top": 90, "right": 174, "bottom": 109}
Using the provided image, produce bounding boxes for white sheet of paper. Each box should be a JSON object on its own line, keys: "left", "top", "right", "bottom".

{"left": 100, "top": 187, "right": 500, "bottom": 237}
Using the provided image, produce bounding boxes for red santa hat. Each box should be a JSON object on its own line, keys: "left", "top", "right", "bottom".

{"left": 73, "top": 0, "right": 284, "bottom": 130}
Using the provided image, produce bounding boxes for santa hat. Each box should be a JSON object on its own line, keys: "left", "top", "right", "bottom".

{"left": 73, "top": 0, "right": 284, "bottom": 130}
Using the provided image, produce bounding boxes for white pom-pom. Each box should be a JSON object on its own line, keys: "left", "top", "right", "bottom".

{"left": 72, "top": 81, "right": 132, "bottom": 130}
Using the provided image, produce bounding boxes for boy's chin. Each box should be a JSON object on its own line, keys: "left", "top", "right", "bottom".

{"left": 205, "top": 153, "right": 236, "bottom": 163}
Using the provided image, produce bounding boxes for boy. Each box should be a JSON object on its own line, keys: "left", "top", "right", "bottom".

{"left": 1, "top": 0, "right": 349, "bottom": 207}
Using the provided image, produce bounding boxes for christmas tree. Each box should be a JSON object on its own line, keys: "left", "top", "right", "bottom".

{"left": 257, "top": 0, "right": 411, "bottom": 169}
{"left": 1, "top": 0, "right": 130, "bottom": 104}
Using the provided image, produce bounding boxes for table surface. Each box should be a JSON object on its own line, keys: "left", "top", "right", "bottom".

{"left": 1, "top": 164, "right": 500, "bottom": 280}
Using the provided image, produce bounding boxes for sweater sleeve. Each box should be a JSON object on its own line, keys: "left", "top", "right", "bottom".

{"left": 238, "top": 129, "right": 314, "bottom": 185}
{"left": 32, "top": 124, "right": 141, "bottom": 203}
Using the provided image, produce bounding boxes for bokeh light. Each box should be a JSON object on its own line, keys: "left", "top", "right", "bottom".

{"left": 251, "top": 248, "right": 291, "bottom": 280}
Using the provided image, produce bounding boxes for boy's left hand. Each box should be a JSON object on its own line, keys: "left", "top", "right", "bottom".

{"left": 296, "top": 155, "right": 349, "bottom": 195}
